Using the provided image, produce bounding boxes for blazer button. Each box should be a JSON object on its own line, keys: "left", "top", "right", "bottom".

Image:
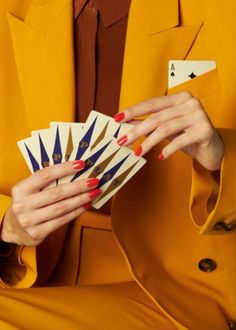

{"left": 228, "top": 320, "right": 236, "bottom": 329}
{"left": 225, "top": 223, "right": 236, "bottom": 232}
{"left": 198, "top": 259, "right": 217, "bottom": 272}
{"left": 213, "top": 221, "right": 225, "bottom": 231}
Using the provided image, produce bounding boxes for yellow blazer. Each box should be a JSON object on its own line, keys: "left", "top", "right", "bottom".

{"left": 1, "top": 0, "right": 236, "bottom": 329}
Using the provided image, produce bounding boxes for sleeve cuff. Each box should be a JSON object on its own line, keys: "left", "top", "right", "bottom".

{"left": 0, "top": 194, "right": 37, "bottom": 288}
{"left": 190, "top": 128, "right": 236, "bottom": 235}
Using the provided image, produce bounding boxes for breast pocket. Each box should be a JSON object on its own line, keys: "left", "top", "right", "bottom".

{"left": 167, "top": 68, "right": 222, "bottom": 119}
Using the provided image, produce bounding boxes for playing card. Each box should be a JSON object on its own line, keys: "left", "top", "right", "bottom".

{"left": 50, "top": 122, "right": 84, "bottom": 164}
{"left": 92, "top": 147, "right": 146, "bottom": 209}
{"left": 68, "top": 111, "right": 133, "bottom": 165}
{"left": 168, "top": 60, "right": 216, "bottom": 88}
{"left": 17, "top": 137, "right": 41, "bottom": 173}
{"left": 31, "top": 129, "right": 53, "bottom": 169}
{"left": 60, "top": 136, "right": 120, "bottom": 184}
{"left": 17, "top": 111, "right": 145, "bottom": 209}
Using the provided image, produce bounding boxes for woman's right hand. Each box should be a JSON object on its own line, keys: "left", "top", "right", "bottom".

{"left": 0, "top": 160, "right": 101, "bottom": 247}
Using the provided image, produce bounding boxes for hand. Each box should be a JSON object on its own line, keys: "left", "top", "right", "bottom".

{"left": 114, "top": 92, "right": 224, "bottom": 171}
{"left": 1, "top": 161, "right": 101, "bottom": 247}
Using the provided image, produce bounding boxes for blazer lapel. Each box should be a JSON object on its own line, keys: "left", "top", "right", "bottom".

{"left": 131, "top": 0, "right": 179, "bottom": 35}
{"left": 7, "top": 0, "right": 75, "bottom": 129}
{"left": 119, "top": 0, "right": 202, "bottom": 110}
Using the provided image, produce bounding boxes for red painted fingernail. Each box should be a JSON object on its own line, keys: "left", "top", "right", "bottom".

{"left": 87, "top": 178, "right": 100, "bottom": 188}
{"left": 135, "top": 146, "right": 143, "bottom": 157}
{"left": 89, "top": 188, "right": 102, "bottom": 199}
{"left": 72, "top": 160, "right": 85, "bottom": 170}
{"left": 158, "top": 152, "right": 165, "bottom": 160}
{"left": 83, "top": 202, "right": 91, "bottom": 210}
{"left": 114, "top": 112, "right": 125, "bottom": 122}
{"left": 117, "top": 135, "right": 128, "bottom": 146}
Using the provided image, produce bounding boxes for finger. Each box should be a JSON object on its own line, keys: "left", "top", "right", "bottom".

{"left": 18, "top": 178, "right": 100, "bottom": 211}
{"left": 14, "top": 160, "right": 85, "bottom": 197}
{"left": 134, "top": 115, "right": 193, "bottom": 156}
{"left": 160, "top": 131, "right": 198, "bottom": 159}
{"left": 25, "top": 206, "right": 86, "bottom": 243}
{"left": 19, "top": 188, "right": 102, "bottom": 226}
{"left": 117, "top": 104, "right": 193, "bottom": 146}
{"left": 113, "top": 92, "right": 192, "bottom": 123}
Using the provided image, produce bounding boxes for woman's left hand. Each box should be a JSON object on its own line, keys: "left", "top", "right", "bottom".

{"left": 114, "top": 92, "right": 224, "bottom": 171}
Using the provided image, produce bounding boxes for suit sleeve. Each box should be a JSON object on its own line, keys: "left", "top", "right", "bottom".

{"left": 0, "top": 193, "right": 37, "bottom": 288}
{"left": 190, "top": 128, "right": 236, "bottom": 235}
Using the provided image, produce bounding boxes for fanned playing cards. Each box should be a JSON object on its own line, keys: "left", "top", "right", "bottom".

{"left": 17, "top": 111, "right": 146, "bottom": 209}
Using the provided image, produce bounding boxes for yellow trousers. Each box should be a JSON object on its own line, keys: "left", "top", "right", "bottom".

{"left": 0, "top": 214, "right": 176, "bottom": 330}
{"left": 0, "top": 282, "right": 176, "bottom": 330}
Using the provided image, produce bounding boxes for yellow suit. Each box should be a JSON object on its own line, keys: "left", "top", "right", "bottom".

{"left": 0, "top": 0, "right": 236, "bottom": 329}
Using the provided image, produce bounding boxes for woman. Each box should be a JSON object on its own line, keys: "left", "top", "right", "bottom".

{"left": 0, "top": 0, "right": 235, "bottom": 329}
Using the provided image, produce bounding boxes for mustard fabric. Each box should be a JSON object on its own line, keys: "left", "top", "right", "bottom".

{"left": 0, "top": 282, "right": 176, "bottom": 330}
{"left": 0, "top": 0, "right": 236, "bottom": 329}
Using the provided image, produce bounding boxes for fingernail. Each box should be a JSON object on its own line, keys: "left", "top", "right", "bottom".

{"left": 72, "top": 160, "right": 85, "bottom": 170}
{"left": 158, "top": 152, "right": 165, "bottom": 160}
{"left": 117, "top": 135, "right": 128, "bottom": 146}
{"left": 83, "top": 202, "right": 91, "bottom": 210}
{"left": 135, "top": 146, "right": 143, "bottom": 157}
{"left": 114, "top": 112, "right": 125, "bottom": 122}
{"left": 89, "top": 188, "right": 102, "bottom": 199}
{"left": 87, "top": 178, "right": 100, "bottom": 188}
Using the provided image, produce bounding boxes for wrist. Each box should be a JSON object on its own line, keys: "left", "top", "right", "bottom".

{"left": 0, "top": 208, "right": 16, "bottom": 244}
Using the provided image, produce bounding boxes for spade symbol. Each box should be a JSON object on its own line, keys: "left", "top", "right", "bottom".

{"left": 170, "top": 71, "right": 175, "bottom": 77}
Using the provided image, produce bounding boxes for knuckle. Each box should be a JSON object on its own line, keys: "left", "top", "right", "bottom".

{"left": 193, "top": 110, "right": 206, "bottom": 122}
{"left": 18, "top": 215, "right": 30, "bottom": 228}
{"left": 73, "top": 180, "right": 84, "bottom": 193}
{"left": 158, "top": 123, "right": 170, "bottom": 135}
{"left": 27, "top": 228, "right": 43, "bottom": 242}
{"left": 38, "top": 168, "right": 52, "bottom": 184}
{"left": 132, "top": 126, "right": 142, "bottom": 136}
{"left": 12, "top": 202, "right": 24, "bottom": 215}
{"left": 58, "top": 214, "right": 69, "bottom": 225}
{"left": 149, "top": 113, "right": 160, "bottom": 126}
{"left": 146, "top": 98, "right": 157, "bottom": 112}
{"left": 51, "top": 188, "right": 63, "bottom": 202}
{"left": 201, "top": 122, "right": 213, "bottom": 136}
{"left": 11, "top": 185, "right": 20, "bottom": 198}
{"left": 54, "top": 202, "right": 67, "bottom": 215}
{"left": 180, "top": 91, "right": 192, "bottom": 99}
{"left": 172, "top": 138, "right": 183, "bottom": 148}
{"left": 188, "top": 97, "right": 201, "bottom": 108}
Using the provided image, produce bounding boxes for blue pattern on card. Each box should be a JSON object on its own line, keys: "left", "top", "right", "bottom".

{"left": 75, "top": 116, "right": 98, "bottom": 160}
{"left": 98, "top": 154, "right": 130, "bottom": 187}
{"left": 24, "top": 143, "right": 40, "bottom": 172}
{"left": 113, "top": 125, "right": 121, "bottom": 138}
{"left": 38, "top": 134, "right": 50, "bottom": 168}
{"left": 52, "top": 126, "right": 62, "bottom": 165}
{"left": 71, "top": 139, "right": 112, "bottom": 182}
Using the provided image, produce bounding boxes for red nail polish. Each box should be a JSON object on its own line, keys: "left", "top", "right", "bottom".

{"left": 158, "top": 152, "right": 164, "bottom": 160}
{"left": 114, "top": 112, "right": 125, "bottom": 122}
{"left": 83, "top": 202, "right": 91, "bottom": 210}
{"left": 135, "top": 146, "right": 143, "bottom": 157}
{"left": 117, "top": 135, "right": 128, "bottom": 146}
{"left": 72, "top": 160, "right": 85, "bottom": 170}
{"left": 87, "top": 178, "right": 100, "bottom": 188}
{"left": 89, "top": 188, "right": 102, "bottom": 199}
